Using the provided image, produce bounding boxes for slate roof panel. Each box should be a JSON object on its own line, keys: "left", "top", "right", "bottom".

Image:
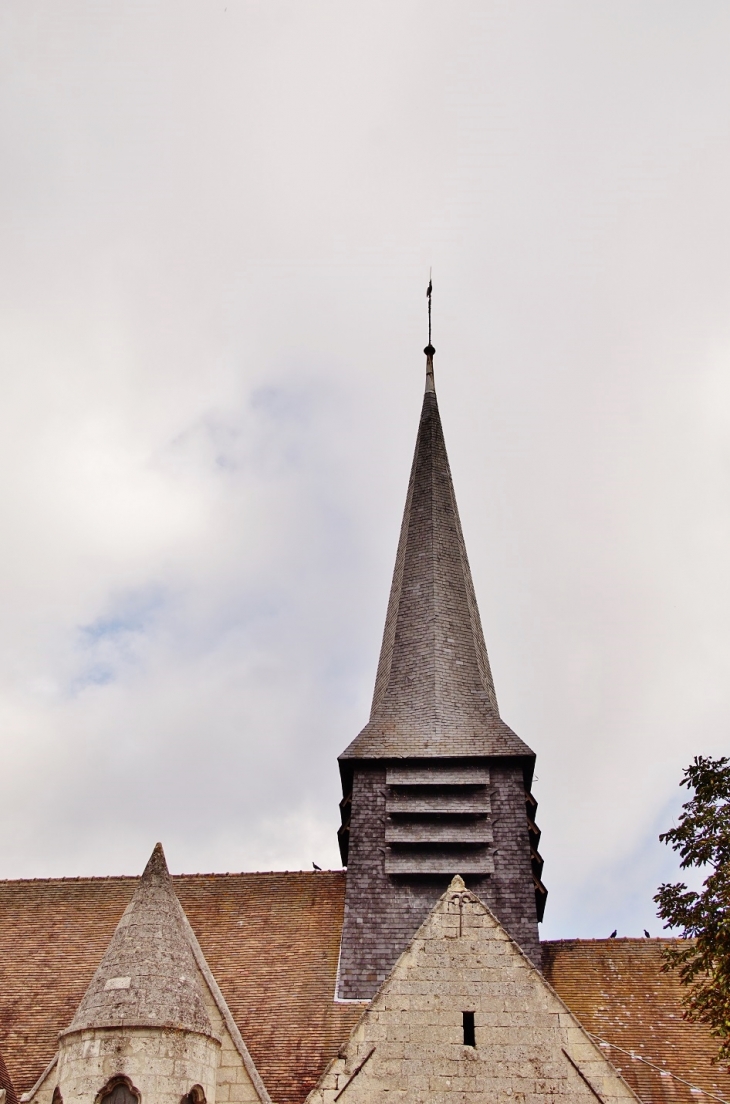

{"left": 341, "top": 383, "right": 534, "bottom": 764}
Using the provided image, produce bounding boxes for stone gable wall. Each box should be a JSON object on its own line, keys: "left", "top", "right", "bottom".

{"left": 195, "top": 956, "right": 262, "bottom": 1104}
{"left": 24, "top": 1066, "right": 55, "bottom": 1104}
{"left": 317, "top": 885, "right": 637, "bottom": 1104}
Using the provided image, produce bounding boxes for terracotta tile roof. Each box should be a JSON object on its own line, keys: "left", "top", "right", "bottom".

{"left": 0, "top": 1044, "right": 19, "bottom": 1104}
{"left": 1, "top": 871, "right": 725, "bottom": 1104}
{"left": 0, "top": 870, "right": 362, "bottom": 1104}
{"left": 175, "top": 872, "right": 362, "bottom": 1104}
{"left": 340, "top": 385, "right": 533, "bottom": 764}
{"left": 543, "top": 938, "right": 730, "bottom": 1104}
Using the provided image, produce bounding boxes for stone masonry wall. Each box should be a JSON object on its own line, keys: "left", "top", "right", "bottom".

{"left": 56, "top": 1027, "right": 220, "bottom": 1104}
{"left": 315, "top": 880, "right": 638, "bottom": 1104}
{"left": 338, "top": 763, "right": 540, "bottom": 1000}
{"left": 195, "top": 951, "right": 263, "bottom": 1104}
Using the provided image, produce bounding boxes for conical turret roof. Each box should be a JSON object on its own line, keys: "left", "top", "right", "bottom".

{"left": 341, "top": 351, "right": 533, "bottom": 762}
{"left": 64, "top": 843, "right": 214, "bottom": 1036}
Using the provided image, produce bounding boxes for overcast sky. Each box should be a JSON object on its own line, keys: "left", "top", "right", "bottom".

{"left": 1, "top": 1, "right": 729, "bottom": 940}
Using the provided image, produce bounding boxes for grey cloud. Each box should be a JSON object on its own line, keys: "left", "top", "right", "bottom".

{"left": 1, "top": 2, "right": 729, "bottom": 940}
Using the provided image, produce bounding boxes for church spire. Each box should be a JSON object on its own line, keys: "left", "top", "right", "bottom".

{"left": 336, "top": 318, "right": 544, "bottom": 999}
{"left": 339, "top": 342, "right": 533, "bottom": 763}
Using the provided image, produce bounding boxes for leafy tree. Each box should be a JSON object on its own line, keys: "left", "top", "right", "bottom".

{"left": 655, "top": 755, "right": 730, "bottom": 1062}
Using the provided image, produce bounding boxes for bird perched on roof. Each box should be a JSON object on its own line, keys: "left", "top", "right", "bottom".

{"left": 610, "top": 930, "right": 617, "bottom": 938}
{"left": 312, "top": 862, "right": 322, "bottom": 871}
{"left": 644, "top": 930, "right": 651, "bottom": 938}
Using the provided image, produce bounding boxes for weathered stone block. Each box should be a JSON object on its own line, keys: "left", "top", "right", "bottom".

{"left": 312, "top": 880, "right": 637, "bottom": 1104}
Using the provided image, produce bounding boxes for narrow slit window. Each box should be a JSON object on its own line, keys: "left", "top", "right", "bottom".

{"left": 462, "top": 1011, "right": 476, "bottom": 1047}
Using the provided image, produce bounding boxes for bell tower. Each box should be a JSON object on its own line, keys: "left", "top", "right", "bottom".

{"left": 336, "top": 338, "right": 546, "bottom": 1000}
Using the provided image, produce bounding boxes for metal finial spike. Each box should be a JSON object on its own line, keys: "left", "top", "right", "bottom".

{"left": 424, "top": 271, "right": 435, "bottom": 392}
{"left": 426, "top": 269, "right": 433, "bottom": 346}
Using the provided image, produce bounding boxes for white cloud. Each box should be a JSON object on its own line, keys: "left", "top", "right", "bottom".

{"left": 1, "top": 1, "right": 729, "bottom": 937}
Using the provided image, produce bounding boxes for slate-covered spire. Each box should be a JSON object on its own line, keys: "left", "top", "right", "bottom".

{"left": 64, "top": 843, "right": 213, "bottom": 1036}
{"left": 340, "top": 346, "right": 533, "bottom": 763}
{"left": 336, "top": 335, "right": 544, "bottom": 996}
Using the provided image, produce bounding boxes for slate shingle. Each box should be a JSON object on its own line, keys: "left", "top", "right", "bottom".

{"left": 340, "top": 369, "right": 533, "bottom": 764}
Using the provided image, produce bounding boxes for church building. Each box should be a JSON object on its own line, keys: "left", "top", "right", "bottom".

{"left": 0, "top": 343, "right": 726, "bottom": 1104}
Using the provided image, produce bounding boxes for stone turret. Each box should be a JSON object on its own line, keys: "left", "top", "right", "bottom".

{"left": 337, "top": 346, "right": 546, "bottom": 999}
{"left": 55, "top": 843, "right": 220, "bottom": 1104}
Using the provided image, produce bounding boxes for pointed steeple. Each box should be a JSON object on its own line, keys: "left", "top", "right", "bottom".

{"left": 337, "top": 325, "right": 544, "bottom": 998}
{"left": 64, "top": 843, "right": 214, "bottom": 1036}
{"left": 341, "top": 347, "right": 533, "bottom": 762}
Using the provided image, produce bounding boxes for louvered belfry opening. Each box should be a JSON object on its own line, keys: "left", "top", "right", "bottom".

{"left": 336, "top": 346, "right": 546, "bottom": 1000}
{"left": 526, "top": 789, "right": 548, "bottom": 921}
{"left": 384, "top": 765, "right": 493, "bottom": 875}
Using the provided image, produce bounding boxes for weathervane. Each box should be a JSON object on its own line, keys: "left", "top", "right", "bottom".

{"left": 425, "top": 270, "right": 435, "bottom": 356}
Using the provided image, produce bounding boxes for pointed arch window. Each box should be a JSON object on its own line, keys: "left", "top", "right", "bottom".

{"left": 181, "top": 1088, "right": 206, "bottom": 1104}
{"left": 97, "top": 1077, "right": 140, "bottom": 1104}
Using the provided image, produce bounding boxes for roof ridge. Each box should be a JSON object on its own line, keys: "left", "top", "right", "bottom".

{"left": 0, "top": 874, "right": 138, "bottom": 885}
{"left": 0, "top": 868, "right": 346, "bottom": 886}
{"left": 542, "top": 937, "right": 684, "bottom": 945}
